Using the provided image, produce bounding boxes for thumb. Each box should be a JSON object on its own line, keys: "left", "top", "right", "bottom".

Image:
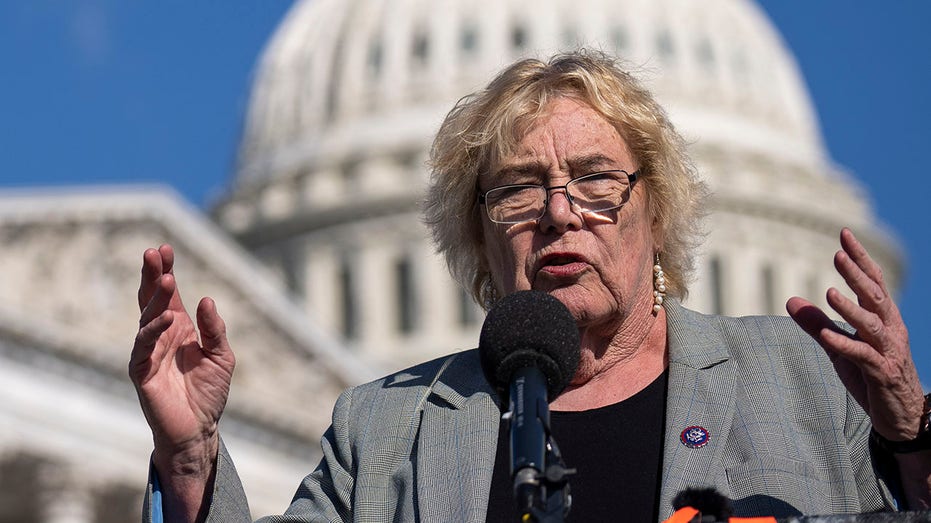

{"left": 196, "top": 297, "right": 232, "bottom": 357}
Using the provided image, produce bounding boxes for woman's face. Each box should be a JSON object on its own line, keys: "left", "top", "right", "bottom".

{"left": 480, "top": 97, "right": 658, "bottom": 332}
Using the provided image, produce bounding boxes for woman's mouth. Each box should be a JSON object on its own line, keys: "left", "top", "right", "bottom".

{"left": 536, "top": 253, "right": 590, "bottom": 278}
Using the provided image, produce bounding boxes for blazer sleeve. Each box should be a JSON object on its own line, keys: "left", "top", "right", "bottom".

{"left": 205, "top": 439, "right": 254, "bottom": 523}
{"left": 141, "top": 438, "right": 252, "bottom": 523}
{"left": 143, "top": 404, "right": 358, "bottom": 523}
{"left": 845, "top": 392, "right": 902, "bottom": 511}
{"left": 269, "top": 387, "right": 357, "bottom": 522}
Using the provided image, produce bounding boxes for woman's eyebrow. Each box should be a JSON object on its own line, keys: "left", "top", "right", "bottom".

{"left": 567, "top": 153, "right": 618, "bottom": 173}
{"left": 492, "top": 161, "right": 547, "bottom": 180}
{"left": 491, "top": 153, "right": 619, "bottom": 180}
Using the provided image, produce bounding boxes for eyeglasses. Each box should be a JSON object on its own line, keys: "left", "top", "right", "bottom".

{"left": 478, "top": 169, "right": 639, "bottom": 224}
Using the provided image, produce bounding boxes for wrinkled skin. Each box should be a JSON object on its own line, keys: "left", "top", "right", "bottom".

{"left": 129, "top": 244, "right": 235, "bottom": 522}
{"left": 479, "top": 98, "right": 667, "bottom": 406}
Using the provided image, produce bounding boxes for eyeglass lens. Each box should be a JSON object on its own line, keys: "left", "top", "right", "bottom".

{"left": 484, "top": 171, "right": 632, "bottom": 224}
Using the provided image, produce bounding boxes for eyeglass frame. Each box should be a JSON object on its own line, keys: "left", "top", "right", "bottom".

{"left": 477, "top": 169, "right": 640, "bottom": 224}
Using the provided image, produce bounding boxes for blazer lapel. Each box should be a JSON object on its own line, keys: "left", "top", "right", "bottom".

{"left": 410, "top": 304, "right": 738, "bottom": 521}
{"left": 658, "top": 301, "right": 738, "bottom": 521}
{"left": 415, "top": 351, "right": 501, "bottom": 522}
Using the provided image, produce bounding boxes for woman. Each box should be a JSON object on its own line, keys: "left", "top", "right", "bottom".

{"left": 132, "top": 51, "right": 930, "bottom": 522}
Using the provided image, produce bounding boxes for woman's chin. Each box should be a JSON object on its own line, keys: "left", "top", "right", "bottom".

{"left": 541, "top": 287, "right": 611, "bottom": 323}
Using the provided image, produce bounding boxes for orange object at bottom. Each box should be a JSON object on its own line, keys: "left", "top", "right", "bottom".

{"left": 662, "top": 506, "right": 778, "bottom": 523}
{"left": 663, "top": 507, "right": 699, "bottom": 523}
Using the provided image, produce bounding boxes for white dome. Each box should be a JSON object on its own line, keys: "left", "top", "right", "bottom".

{"left": 233, "top": 0, "right": 824, "bottom": 189}
{"left": 215, "top": 0, "right": 901, "bottom": 370}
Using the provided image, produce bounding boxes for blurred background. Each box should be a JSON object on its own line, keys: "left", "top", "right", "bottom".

{"left": 0, "top": 1, "right": 928, "bottom": 520}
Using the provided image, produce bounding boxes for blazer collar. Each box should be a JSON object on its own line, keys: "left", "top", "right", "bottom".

{"left": 658, "top": 299, "right": 738, "bottom": 520}
{"left": 416, "top": 350, "right": 500, "bottom": 522}
{"left": 665, "top": 298, "right": 731, "bottom": 369}
{"left": 413, "top": 302, "right": 739, "bottom": 522}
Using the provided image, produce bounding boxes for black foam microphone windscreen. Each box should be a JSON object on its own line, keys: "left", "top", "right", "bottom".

{"left": 671, "top": 488, "right": 732, "bottom": 521}
{"left": 479, "top": 290, "right": 581, "bottom": 401}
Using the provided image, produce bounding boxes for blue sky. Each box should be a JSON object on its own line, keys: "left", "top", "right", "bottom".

{"left": 756, "top": 1, "right": 931, "bottom": 387}
{"left": 1, "top": 1, "right": 929, "bottom": 383}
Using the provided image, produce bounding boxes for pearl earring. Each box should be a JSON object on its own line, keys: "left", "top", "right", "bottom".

{"left": 653, "top": 254, "right": 666, "bottom": 313}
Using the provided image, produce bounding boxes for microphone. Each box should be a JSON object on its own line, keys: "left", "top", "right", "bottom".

{"left": 671, "top": 487, "right": 732, "bottom": 522}
{"left": 479, "top": 290, "right": 581, "bottom": 518}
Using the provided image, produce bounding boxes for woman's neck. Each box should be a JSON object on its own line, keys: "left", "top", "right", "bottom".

{"left": 551, "top": 305, "right": 668, "bottom": 411}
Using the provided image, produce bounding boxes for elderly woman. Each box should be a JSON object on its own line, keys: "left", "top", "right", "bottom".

{"left": 132, "top": 51, "right": 930, "bottom": 522}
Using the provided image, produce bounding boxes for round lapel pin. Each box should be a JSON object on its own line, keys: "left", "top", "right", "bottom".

{"left": 680, "top": 426, "right": 710, "bottom": 448}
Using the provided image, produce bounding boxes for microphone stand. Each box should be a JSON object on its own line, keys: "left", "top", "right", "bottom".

{"left": 519, "top": 435, "right": 575, "bottom": 523}
{"left": 505, "top": 368, "right": 576, "bottom": 522}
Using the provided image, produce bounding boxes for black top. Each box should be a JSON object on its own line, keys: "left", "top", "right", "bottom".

{"left": 486, "top": 370, "right": 668, "bottom": 522}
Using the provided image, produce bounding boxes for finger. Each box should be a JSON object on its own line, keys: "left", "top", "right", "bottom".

{"left": 137, "top": 244, "right": 177, "bottom": 310}
{"left": 839, "top": 228, "right": 888, "bottom": 294}
{"left": 833, "top": 248, "right": 895, "bottom": 321}
{"left": 786, "top": 296, "right": 845, "bottom": 341}
{"left": 196, "top": 298, "right": 232, "bottom": 358}
{"left": 158, "top": 244, "right": 175, "bottom": 275}
{"left": 129, "top": 310, "right": 175, "bottom": 383}
{"left": 818, "top": 326, "right": 885, "bottom": 375}
{"left": 139, "top": 274, "right": 176, "bottom": 328}
{"left": 820, "top": 329, "right": 871, "bottom": 408}
{"left": 138, "top": 248, "right": 165, "bottom": 311}
{"left": 824, "top": 287, "right": 891, "bottom": 351}
{"left": 821, "top": 344, "right": 870, "bottom": 408}
{"left": 787, "top": 297, "right": 871, "bottom": 404}
{"left": 785, "top": 297, "right": 875, "bottom": 370}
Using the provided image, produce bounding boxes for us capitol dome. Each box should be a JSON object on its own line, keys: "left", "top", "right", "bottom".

{"left": 214, "top": 0, "right": 902, "bottom": 371}
{"left": 0, "top": 0, "right": 906, "bottom": 520}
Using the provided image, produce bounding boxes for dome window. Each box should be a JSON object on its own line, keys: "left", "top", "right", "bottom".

{"left": 697, "top": 37, "right": 715, "bottom": 69}
{"left": 367, "top": 40, "right": 383, "bottom": 77}
{"left": 709, "top": 255, "right": 724, "bottom": 315}
{"left": 412, "top": 30, "right": 430, "bottom": 68}
{"left": 394, "top": 255, "right": 418, "bottom": 333}
{"left": 656, "top": 29, "right": 675, "bottom": 61}
{"left": 461, "top": 24, "right": 478, "bottom": 55}
{"left": 338, "top": 254, "right": 358, "bottom": 340}
{"left": 397, "top": 148, "right": 422, "bottom": 174}
{"left": 458, "top": 286, "right": 480, "bottom": 327}
{"left": 511, "top": 24, "right": 528, "bottom": 51}
{"left": 611, "top": 26, "right": 629, "bottom": 52}
{"left": 732, "top": 51, "right": 750, "bottom": 84}
{"left": 761, "top": 264, "right": 776, "bottom": 315}
{"left": 561, "top": 27, "right": 579, "bottom": 49}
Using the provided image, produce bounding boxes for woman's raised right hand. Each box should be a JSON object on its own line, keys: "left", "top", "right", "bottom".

{"left": 129, "top": 244, "right": 236, "bottom": 521}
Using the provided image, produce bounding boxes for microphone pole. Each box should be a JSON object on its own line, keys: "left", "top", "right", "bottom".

{"left": 479, "top": 290, "right": 581, "bottom": 523}
{"left": 506, "top": 367, "right": 575, "bottom": 522}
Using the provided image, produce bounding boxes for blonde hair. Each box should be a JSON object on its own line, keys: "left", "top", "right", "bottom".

{"left": 424, "top": 50, "right": 708, "bottom": 308}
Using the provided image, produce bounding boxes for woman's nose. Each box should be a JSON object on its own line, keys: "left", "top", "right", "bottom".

{"left": 538, "top": 188, "right": 583, "bottom": 233}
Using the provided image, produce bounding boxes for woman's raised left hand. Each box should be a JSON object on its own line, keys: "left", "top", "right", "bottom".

{"left": 786, "top": 228, "right": 925, "bottom": 442}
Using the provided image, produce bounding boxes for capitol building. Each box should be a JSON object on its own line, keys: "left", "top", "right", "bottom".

{"left": 0, "top": 0, "right": 902, "bottom": 520}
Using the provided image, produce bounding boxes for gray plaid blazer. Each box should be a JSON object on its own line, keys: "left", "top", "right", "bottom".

{"left": 146, "top": 299, "right": 899, "bottom": 522}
